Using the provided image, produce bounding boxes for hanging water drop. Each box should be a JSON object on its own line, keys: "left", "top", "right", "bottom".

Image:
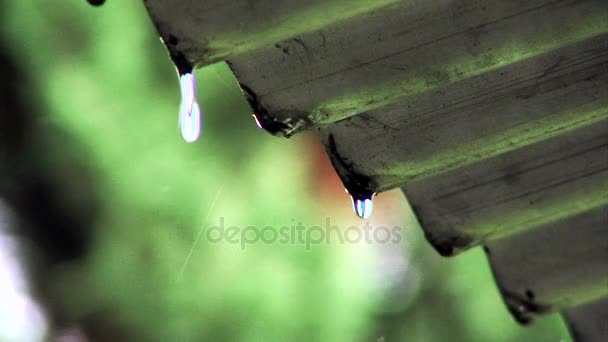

{"left": 178, "top": 72, "right": 201, "bottom": 143}
{"left": 86, "top": 0, "right": 105, "bottom": 6}
{"left": 351, "top": 194, "right": 374, "bottom": 219}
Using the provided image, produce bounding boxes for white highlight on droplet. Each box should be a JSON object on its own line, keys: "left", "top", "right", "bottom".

{"left": 353, "top": 197, "right": 373, "bottom": 219}
{"left": 179, "top": 72, "right": 201, "bottom": 143}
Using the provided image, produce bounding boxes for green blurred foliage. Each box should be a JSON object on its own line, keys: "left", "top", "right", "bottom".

{"left": 1, "top": 1, "right": 571, "bottom": 341}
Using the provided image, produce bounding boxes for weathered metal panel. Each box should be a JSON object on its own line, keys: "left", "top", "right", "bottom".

{"left": 322, "top": 35, "right": 608, "bottom": 191}
{"left": 142, "top": 0, "right": 608, "bottom": 334}
{"left": 147, "top": 0, "right": 608, "bottom": 134}
{"left": 230, "top": 0, "right": 607, "bottom": 134}
{"left": 403, "top": 120, "right": 608, "bottom": 255}
{"left": 485, "top": 206, "right": 608, "bottom": 324}
{"left": 143, "top": 0, "right": 400, "bottom": 65}
{"left": 563, "top": 298, "right": 608, "bottom": 342}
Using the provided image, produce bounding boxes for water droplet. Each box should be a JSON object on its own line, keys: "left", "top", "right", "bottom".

{"left": 352, "top": 194, "right": 373, "bottom": 219}
{"left": 252, "top": 113, "right": 263, "bottom": 129}
{"left": 178, "top": 72, "right": 201, "bottom": 143}
{"left": 86, "top": 0, "right": 105, "bottom": 6}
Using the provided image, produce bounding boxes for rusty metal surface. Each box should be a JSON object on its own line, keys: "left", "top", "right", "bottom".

{"left": 143, "top": 0, "right": 608, "bottom": 338}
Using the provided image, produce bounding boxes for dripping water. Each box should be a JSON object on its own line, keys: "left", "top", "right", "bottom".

{"left": 350, "top": 193, "right": 375, "bottom": 219}
{"left": 178, "top": 72, "right": 201, "bottom": 143}
{"left": 86, "top": 0, "right": 105, "bottom": 6}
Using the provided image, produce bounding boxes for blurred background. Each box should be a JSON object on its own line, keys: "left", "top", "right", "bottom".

{"left": 0, "top": 1, "right": 572, "bottom": 341}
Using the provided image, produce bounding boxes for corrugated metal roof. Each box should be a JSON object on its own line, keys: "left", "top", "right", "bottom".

{"left": 143, "top": 0, "right": 608, "bottom": 339}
